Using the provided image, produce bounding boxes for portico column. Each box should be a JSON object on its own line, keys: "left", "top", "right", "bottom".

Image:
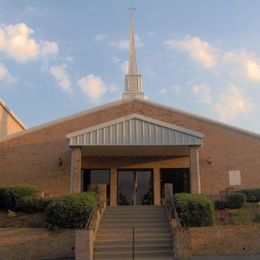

{"left": 110, "top": 168, "right": 117, "bottom": 207}
{"left": 189, "top": 147, "right": 201, "bottom": 194}
{"left": 154, "top": 167, "right": 161, "bottom": 205}
{"left": 70, "top": 147, "right": 82, "bottom": 193}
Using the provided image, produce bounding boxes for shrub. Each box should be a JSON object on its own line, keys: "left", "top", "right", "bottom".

{"left": 16, "top": 196, "right": 53, "bottom": 213}
{"left": 226, "top": 193, "right": 246, "bottom": 209}
{"left": 238, "top": 188, "right": 260, "bottom": 202}
{"left": 46, "top": 192, "right": 98, "bottom": 228}
{"left": 214, "top": 193, "right": 246, "bottom": 209}
{"left": 172, "top": 193, "right": 215, "bottom": 227}
{"left": 0, "top": 186, "right": 37, "bottom": 210}
{"left": 214, "top": 199, "right": 227, "bottom": 209}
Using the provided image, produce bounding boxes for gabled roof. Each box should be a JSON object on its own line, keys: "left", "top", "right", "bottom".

{"left": 0, "top": 98, "right": 259, "bottom": 144}
{"left": 67, "top": 114, "right": 203, "bottom": 146}
{"left": 0, "top": 98, "right": 27, "bottom": 129}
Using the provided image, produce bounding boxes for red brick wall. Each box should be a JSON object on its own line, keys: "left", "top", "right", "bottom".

{"left": 191, "top": 224, "right": 260, "bottom": 254}
{"left": 0, "top": 228, "right": 74, "bottom": 259}
{"left": 0, "top": 99, "right": 260, "bottom": 196}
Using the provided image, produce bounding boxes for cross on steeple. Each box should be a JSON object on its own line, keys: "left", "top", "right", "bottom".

{"left": 123, "top": 7, "right": 144, "bottom": 100}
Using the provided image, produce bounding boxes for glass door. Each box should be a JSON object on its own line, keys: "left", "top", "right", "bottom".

{"left": 117, "top": 169, "right": 153, "bottom": 206}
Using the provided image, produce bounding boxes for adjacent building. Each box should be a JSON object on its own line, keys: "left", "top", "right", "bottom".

{"left": 0, "top": 99, "right": 26, "bottom": 139}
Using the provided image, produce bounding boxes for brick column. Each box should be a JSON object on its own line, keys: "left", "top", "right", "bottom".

{"left": 190, "top": 147, "right": 201, "bottom": 194}
{"left": 70, "top": 147, "right": 82, "bottom": 193}
{"left": 75, "top": 229, "right": 93, "bottom": 260}
{"left": 154, "top": 167, "right": 161, "bottom": 205}
{"left": 110, "top": 168, "right": 117, "bottom": 206}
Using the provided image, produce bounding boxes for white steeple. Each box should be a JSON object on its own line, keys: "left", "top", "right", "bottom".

{"left": 123, "top": 8, "right": 144, "bottom": 100}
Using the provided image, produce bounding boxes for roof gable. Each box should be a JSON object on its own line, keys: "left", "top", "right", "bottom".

{"left": 67, "top": 114, "right": 203, "bottom": 146}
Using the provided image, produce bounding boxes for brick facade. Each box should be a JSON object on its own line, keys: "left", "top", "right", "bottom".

{"left": 0, "top": 228, "right": 74, "bottom": 259}
{"left": 191, "top": 224, "right": 260, "bottom": 255}
{"left": 0, "top": 99, "right": 260, "bottom": 197}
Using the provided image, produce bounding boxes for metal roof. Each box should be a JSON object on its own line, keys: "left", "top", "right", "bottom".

{"left": 67, "top": 114, "right": 203, "bottom": 146}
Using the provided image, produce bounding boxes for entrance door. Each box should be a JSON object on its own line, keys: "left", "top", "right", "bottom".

{"left": 117, "top": 169, "right": 153, "bottom": 205}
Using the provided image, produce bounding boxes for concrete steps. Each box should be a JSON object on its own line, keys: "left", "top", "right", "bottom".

{"left": 94, "top": 205, "right": 174, "bottom": 260}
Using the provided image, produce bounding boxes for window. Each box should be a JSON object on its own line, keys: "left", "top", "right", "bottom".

{"left": 160, "top": 168, "right": 190, "bottom": 197}
{"left": 82, "top": 169, "right": 110, "bottom": 205}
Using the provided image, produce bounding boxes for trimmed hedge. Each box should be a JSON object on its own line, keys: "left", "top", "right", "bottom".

{"left": 214, "top": 199, "right": 227, "bottom": 209}
{"left": 16, "top": 196, "right": 53, "bottom": 213}
{"left": 226, "top": 193, "right": 246, "bottom": 208}
{"left": 0, "top": 186, "right": 37, "bottom": 210}
{"left": 214, "top": 192, "right": 246, "bottom": 209}
{"left": 46, "top": 192, "right": 98, "bottom": 228}
{"left": 238, "top": 188, "right": 260, "bottom": 202}
{"left": 172, "top": 193, "right": 215, "bottom": 227}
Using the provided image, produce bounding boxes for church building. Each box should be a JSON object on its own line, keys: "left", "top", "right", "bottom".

{"left": 0, "top": 16, "right": 260, "bottom": 206}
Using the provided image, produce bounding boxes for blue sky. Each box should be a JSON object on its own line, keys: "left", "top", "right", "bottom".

{"left": 1, "top": 1, "right": 260, "bottom": 134}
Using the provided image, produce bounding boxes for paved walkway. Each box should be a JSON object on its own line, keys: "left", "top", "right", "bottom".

{"left": 192, "top": 255, "right": 260, "bottom": 260}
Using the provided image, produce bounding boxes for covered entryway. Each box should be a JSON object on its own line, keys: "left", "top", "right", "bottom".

{"left": 67, "top": 114, "right": 203, "bottom": 206}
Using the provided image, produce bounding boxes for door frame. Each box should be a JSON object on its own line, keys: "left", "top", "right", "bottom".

{"left": 117, "top": 168, "right": 154, "bottom": 206}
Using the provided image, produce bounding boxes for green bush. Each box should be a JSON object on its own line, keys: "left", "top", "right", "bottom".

{"left": 238, "top": 188, "right": 260, "bottom": 202}
{"left": 226, "top": 193, "right": 246, "bottom": 209}
{"left": 16, "top": 196, "right": 53, "bottom": 213}
{"left": 214, "top": 193, "right": 246, "bottom": 209}
{"left": 172, "top": 193, "right": 215, "bottom": 227}
{"left": 46, "top": 192, "right": 98, "bottom": 228}
{"left": 0, "top": 186, "right": 37, "bottom": 210}
{"left": 214, "top": 199, "right": 227, "bottom": 209}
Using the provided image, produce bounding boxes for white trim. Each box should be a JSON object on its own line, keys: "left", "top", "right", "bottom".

{"left": 1, "top": 98, "right": 259, "bottom": 144}
{"left": 0, "top": 98, "right": 27, "bottom": 129}
{"left": 66, "top": 113, "right": 204, "bottom": 139}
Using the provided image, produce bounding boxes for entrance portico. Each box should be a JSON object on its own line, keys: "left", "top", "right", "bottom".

{"left": 67, "top": 114, "right": 203, "bottom": 206}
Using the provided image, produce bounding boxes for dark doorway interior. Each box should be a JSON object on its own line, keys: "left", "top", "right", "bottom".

{"left": 82, "top": 169, "right": 110, "bottom": 205}
{"left": 117, "top": 169, "right": 153, "bottom": 206}
{"left": 160, "top": 168, "right": 190, "bottom": 197}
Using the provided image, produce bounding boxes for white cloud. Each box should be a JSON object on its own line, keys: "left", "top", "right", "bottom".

{"left": 165, "top": 36, "right": 216, "bottom": 69}
{"left": 112, "top": 56, "right": 128, "bottom": 74}
{"left": 171, "top": 85, "right": 181, "bottom": 93}
{"left": 246, "top": 60, "right": 260, "bottom": 81}
{"left": 223, "top": 50, "right": 260, "bottom": 82}
{"left": 0, "top": 63, "right": 16, "bottom": 83}
{"left": 41, "top": 41, "right": 58, "bottom": 56}
{"left": 78, "top": 74, "right": 106, "bottom": 101}
{"left": 94, "top": 34, "right": 106, "bottom": 42}
{"left": 0, "top": 23, "right": 58, "bottom": 62}
{"left": 157, "top": 88, "right": 167, "bottom": 95}
{"left": 50, "top": 64, "right": 73, "bottom": 94}
{"left": 192, "top": 84, "right": 212, "bottom": 104}
{"left": 215, "top": 84, "right": 252, "bottom": 120}
{"left": 111, "top": 35, "right": 143, "bottom": 49}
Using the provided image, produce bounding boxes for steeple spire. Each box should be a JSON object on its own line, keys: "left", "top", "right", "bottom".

{"left": 128, "top": 13, "right": 137, "bottom": 74}
{"left": 123, "top": 7, "right": 144, "bottom": 100}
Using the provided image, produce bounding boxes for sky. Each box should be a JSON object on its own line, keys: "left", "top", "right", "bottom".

{"left": 1, "top": 1, "right": 260, "bottom": 134}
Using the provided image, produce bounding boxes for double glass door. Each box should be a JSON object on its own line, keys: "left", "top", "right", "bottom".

{"left": 117, "top": 169, "right": 153, "bottom": 205}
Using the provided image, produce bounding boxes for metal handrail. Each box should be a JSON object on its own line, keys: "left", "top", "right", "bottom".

{"left": 85, "top": 197, "right": 101, "bottom": 229}
{"left": 169, "top": 199, "right": 182, "bottom": 227}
